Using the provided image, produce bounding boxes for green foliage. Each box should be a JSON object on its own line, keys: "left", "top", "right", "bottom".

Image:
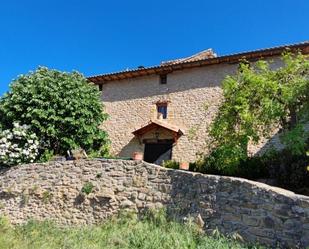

{"left": 209, "top": 52, "right": 309, "bottom": 169}
{"left": 162, "top": 160, "right": 179, "bottom": 169}
{"left": 190, "top": 152, "right": 269, "bottom": 179}
{"left": 280, "top": 124, "right": 308, "bottom": 155}
{"left": 0, "top": 214, "right": 264, "bottom": 249}
{"left": 0, "top": 67, "right": 109, "bottom": 158}
{"left": 36, "top": 149, "right": 54, "bottom": 163}
{"left": 81, "top": 182, "right": 94, "bottom": 195}
{"left": 266, "top": 149, "right": 309, "bottom": 195}
{"left": 42, "top": 191, "right": 53, "bottom": 204}
{"left": 203, "top": 144, "right": 247, "bottom": 175}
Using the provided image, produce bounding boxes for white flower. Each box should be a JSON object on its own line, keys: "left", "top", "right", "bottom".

{"left": 22, "top": 124, "right": 30, "bottom": 130}
{"left": 23, "top": 150, "right": 30, "bottom": 156}
{"left": 0, "top": 137, "right": 7, "bottom": 143}
{"left": 0, "top": 125, "right": 39, "bottom": 166}
{"left": 13, "top": 130, "right": 21, "bottom": 136}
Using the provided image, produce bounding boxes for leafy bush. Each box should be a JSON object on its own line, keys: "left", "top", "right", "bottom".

{"left": 191, "top": 148, "right": 309, "bottom": 195}
{"left": 0, "top": 122, "right": 39, "bottom": 166}
{"left": 209, "top": 52, "right": 309, "bottom": 170}
{"left": 190, "top": 144, "right": 247, "bottom": 176}
{"left": 266, "top": 149, "right": 309, "bottom": 195}
{"left": 162, "top": 160, "right": 179, "bottom": 169}
{"left": 236, "top": 156, "right": 269, "bottom": 180}
{"left": 0, "top": 67, "right": 109, "bottom": 159}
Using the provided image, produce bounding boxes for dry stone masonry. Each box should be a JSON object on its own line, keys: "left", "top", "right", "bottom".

{"left": 0, "top": 159, "right": 309, "bottom": 248}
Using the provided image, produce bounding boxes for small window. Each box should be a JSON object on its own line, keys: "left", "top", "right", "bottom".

{"left": 160, "top": 74, "right": 167, "bottom": 84}
{"left": 98, "top": 84, "right": 103, "bottom": 91}
{"left": 157, "top": 103, "right": 168, "bottom": 119}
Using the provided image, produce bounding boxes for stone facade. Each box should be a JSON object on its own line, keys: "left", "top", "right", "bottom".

{"left": 100, "top": 56, "right": 284, "bottom": 163}
{"left": 1, "top": 159, "right": 309, "bottom": 248}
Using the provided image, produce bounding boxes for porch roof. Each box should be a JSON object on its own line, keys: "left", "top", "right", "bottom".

{"left": 132, "top": 119, "right": 183, "bottom": 137}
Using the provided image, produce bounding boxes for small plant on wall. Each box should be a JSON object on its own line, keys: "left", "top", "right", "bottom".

{"left": 162, "top": 160, "right": 179, "bottom": 169}
{"left": 81, "top": 182, "right": 94, "bottom": 195}
{"left": 42, "top": 191, "right": 53, "bottom": 204}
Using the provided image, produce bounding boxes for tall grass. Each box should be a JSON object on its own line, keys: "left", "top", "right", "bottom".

{"left": 0, "top": 211, "right": 263, "bottom": 249}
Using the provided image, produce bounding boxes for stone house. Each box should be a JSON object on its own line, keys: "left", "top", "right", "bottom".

{"left": 88, "top": 42, "right": 309, "bottom": 165}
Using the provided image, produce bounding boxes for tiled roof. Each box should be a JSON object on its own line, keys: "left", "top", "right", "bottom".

{"left": 132, "top": 119, "right": 183, "bottom": 137}
{"left": 160, "top": 48, "right": 217, "bottom": 66}
{"left": 88, "top": 41, "right": 309, "bottom": 84}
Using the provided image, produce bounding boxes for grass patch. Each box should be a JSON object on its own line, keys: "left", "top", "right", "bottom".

{"left": 0, "top": 212, "right": 263, "bottom": 249}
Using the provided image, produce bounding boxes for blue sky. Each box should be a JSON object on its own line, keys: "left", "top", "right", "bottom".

{"left": 0, "top": 0, "right": 308, "bottom": 96}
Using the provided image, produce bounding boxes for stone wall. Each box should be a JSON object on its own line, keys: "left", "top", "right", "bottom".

{"left": 0, "top": 159, "right": 309, "bottom": 248}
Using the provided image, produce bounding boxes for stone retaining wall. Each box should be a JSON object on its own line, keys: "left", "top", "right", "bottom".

{"left": 0, "top": 159, "right": 308, "bottom": 248}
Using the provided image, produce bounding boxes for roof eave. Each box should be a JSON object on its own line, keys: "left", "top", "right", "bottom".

{"left": 88, "top": 41, "right": 309, "bottom": 84}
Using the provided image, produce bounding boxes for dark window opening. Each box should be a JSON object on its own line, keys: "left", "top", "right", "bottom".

{"left": 99, "top": 84, "right": 103, "bottom": 91}
{"left": 160, "top": 74, "right": 167, "bottom": 84}
{"left": 157, "top": 103, "right": 168, "bottom": 119}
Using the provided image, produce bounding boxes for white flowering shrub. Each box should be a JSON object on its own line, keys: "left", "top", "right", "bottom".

{"left": 0, "top": 122, "right": 39, "bottom": 166}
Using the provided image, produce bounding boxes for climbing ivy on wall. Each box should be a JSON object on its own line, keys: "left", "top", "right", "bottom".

{"left": 208, "top": 51, "right": 309, "bottom": 170}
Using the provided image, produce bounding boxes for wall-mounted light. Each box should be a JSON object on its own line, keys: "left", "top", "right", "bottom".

{"left": 154, "top": 131, "right": 160, "bottom": 140}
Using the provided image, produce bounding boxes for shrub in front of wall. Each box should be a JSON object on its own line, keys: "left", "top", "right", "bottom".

{"left": 197, "top": 144, "right": 247, "bottom": 176}
{"left": 236, "top": 156, "right": 269, "bottom": 180}
{"left": 162, "top": 160, "right": 179, "bottom": 169}
{"left": 0, "top": 67, "right": 109, "bottom": 160}
{"left": 266, "top": 150, "right": 309, "bottom": 195}
{"left": 191, "top": 148, "right": 309, "bottom": 195}
{"left": 189, "top": 149, "right": 270, "bottom": 179}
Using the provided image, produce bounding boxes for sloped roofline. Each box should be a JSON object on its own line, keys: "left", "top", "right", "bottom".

{"left": 132, "top": 119, "right": 183, "bottom": 137}
{"left": 88, "top": 41, "right": 309, "bottom": 84}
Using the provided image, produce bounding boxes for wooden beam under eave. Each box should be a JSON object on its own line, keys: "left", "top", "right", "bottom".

{"left": 174, "top": 64, "right": 184, "bottom": 70}
{"left": 103, "top": 75, "right": 111, "bottom": 81}
{"left": 88, "top": 78, "right": 96, "bottom": 83}
{"left": 126, "top": 72, "right": 134, "bottom": 78}
{"left": 147, "top": 69, "right": 156, "bottom": 74}
{"left": 118, "top": 74, "right": 128, "bottom": 80}
{"left": 173, "top": 132, "right": 178, "bottom": 144}
{"left": 153, "top": 68, "right": 163, "bottom": 74}
{"left": 139, "top": 70, "right": 148, "bottom": 76}
{"left": 109, "top": 75, "right": 119, "bottom": 80}
{"left": 98, "top": 77, "right": 105, "bottom": 83}
{"left": 131, "top": 71, "right": 141, "bottom": 77}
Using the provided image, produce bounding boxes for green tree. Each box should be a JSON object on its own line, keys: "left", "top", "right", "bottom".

{"left": 208, "top": 52, "right": 309, "bottom": 172}
{"left": 0, "top": 67, "right": 109, "bottom": 158}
